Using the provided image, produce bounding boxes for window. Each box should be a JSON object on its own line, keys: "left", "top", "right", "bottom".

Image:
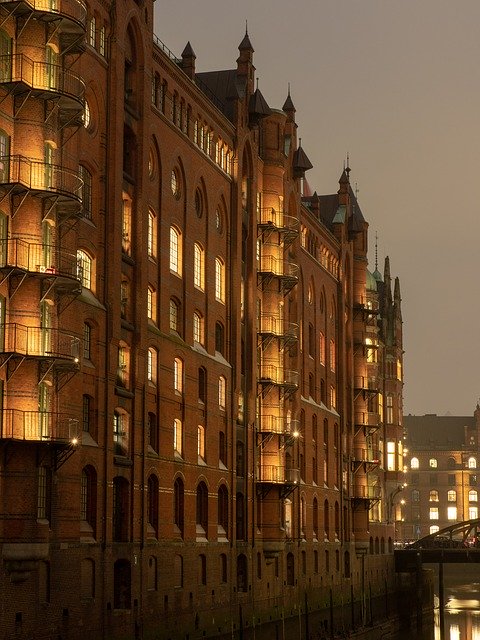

{"left": 429, "top": 525, "right": 439, "bottom": 535}
{"left": 99, "top": 25, "right": 105, "bottom": 56}
{"left": 83, "top": 322, "right": 91, "bottom": 359}
{"left": 429, "top": 490, "right": 439, "bottom": 502}
{"left": 174, "top": 478, "right": 184, "bottom": 536}
{"left": 122, "top": 194, "right": 131, "bottom": 255}
{"left": 198, "top": 554, "right": 207, "bottom": 586}
{"left": 147, "top": 475, "right": 159, "bottom": 537}
{"left": 81, "top": 466, "right": 97, "bottom": 534}
{"left": 218, "top": 485, "right": 228, "bottom": 534}
{"left": 448, "top": 490, "right": 457, "bottom": 502}
{"left": 171, "top": 168, "right": 180, "bottom": 198}
{"left": 386, "top": 394, "right": 394, "bottom": 424}
{"left": 330, "top": 385, "right": 336, "bottom": 409}
{"left": 117, "top": 343, "right": 129, "bottom": 387}
{"left": 215, "top": 257, "right": 225, "bottom": 302}
{"left": 410, "top": 457, "right": 419, "bottom": 469}
{"left": 387, "top": 441, "right": 395, "bottom": 471}
{"left": 218, "top": 376, "right": 226, "bottom": 410}
{"left": 147, "top": 210, "right": 156, "bottom": 258}
{"left": 148, "top": 412, "right": 158, "bottom": 451}
{"left": 329, "top": 339, "right": 335, "bottom": 371}
{"left": 197, "top": 425, "right": 205, "bottom": 460}
{"left": 429, "top": 458, "right": 438, "bottom": 468}
{"left": 120, "top": 278, "right": 129, "bottom": 319}
{"left": 37, "top": 466, "right": 52, "bottom": 521}
{"left": 319, "top": 333, "right": 325, "bottom": 364}
{"left": 174, "top": 357, "right": 183, "bottom": 393}
{"left": 429, "top": 508, "right": 439, "bottom": 520}
{"left": 195, "top": 188, "right": 203, "bottom": 218}
{"left": 77, "top": 250, "right": 92, "bottom": 289}
{"left": 469, "top": 490, "right": 478, "bottom": 502}
{"left": 147, "top": 347, "right": 157, "bottom": 384}
{"left": 0, "top": 129, "right": 10, "bottom": 182}
{"left": 215, "top": 321, "right": 225, "bottom": 354}
{"left": 113, "top": 410, "right": 128, "bottom": 455}
{"left": 193, "top": 311, "right": 204, "bottom": 345}
{"left": 82, "top": 394, "right": 92, "bottom": 433}
{"left": 471, "top": 475, "right": 478, "bottom": 486}
{"left": 173, "top": 419, "right": 183, "bottom": 456}
{"left": 215, "top": 208, "right": 223, "bottom": 233}
{"left": 447, "top": 506, "right": 457, "bottom": 521}
{"left": 196, "top": 482, "right": 208, "bottom": 535}
{"left": 193, "top": 243, "right": 205, "bottom": 290}
{"left": 469, "top": 457, "right": 477, "bottom": 469}
{"left": 470, "top": 507, "right": 478, "bottom": 519}
{"left": 147, "top": 286, "right": 156, "bottom": 322}
{"left": 79, "top": 165, "right": 92, "bottom": 219}
{"left": 219, "top": 431, "right": 227, "bottom": 466}
{"left": 411, "top": 490, "right": 420, "bottom": 502}
{"left": 169, "top": 226, "right": 181, "bottom": 274}
{"left": 448, "top": 474, "right": 456, "bottom": 486}
{"left": 88, "top": 16, "right": 95, "bottom": 47}
{"left": 237, "top": 554, "right": 247, "bottom": 592}
{"left": 169, "top": 298, "right": 180, "bottom": 333}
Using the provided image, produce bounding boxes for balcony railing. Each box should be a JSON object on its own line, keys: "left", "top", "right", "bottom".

{"left": 354, "top": 412, "right": 379, "bottom": 428}
{"left": 258, "top": 362, "right": 299, "bottom": 388}
{"left": 258, "top": 313, "right": 298, "bottom": 339}
{"left": 0, "top": 55, "right": 85, "bottom": 105}
{"left": 1, "top": 323, "right": 80, "bottom": 362}
{"left": 352, "top": 485, "right": 382, "bottom": 500}
{"left": 257, "top": 207, "right": 299, "bottom": 231}
{"left": 258, "top": 255, "right": 299, "bottom": 280}
{"left": 0, "top": 0, "right": 87, "bottom": 28}
{"left": 0, "top": 155, "right": 82, "bottom": 201}
{"left": 0, "top": 409, "right": 79, "bottom": 442}
{"left": 353, "top": 448, "right": 381, "bottom": 463}
{"left": 258, "top": 415, "right": 299, "bottom": 435}
{"left": 257, "top": 465, "right": 300, "bottom": 484}
{"left": 0, "top": 239, "right": 80, "bottom": 282}
{"left": 354, "top": 375, "right": 379, "bottom": 392}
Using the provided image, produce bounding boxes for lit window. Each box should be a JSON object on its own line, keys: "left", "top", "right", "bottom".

{"left": 429, "top": 458, "right": 437, "bottom": 468}
{"left": 77, "top": 250, "right": 92, "bottom": 289}
{"left": 122, "top": 194, "right": 131, "bottom": 255}
{"left": 448, "top": 490, "right": 457, "bottom": 502}
{"left": 169, "top": 298, "right": 179, "bottom": 332}
{"left": 469, "top": 457, "right": 477, "bottom": 469}
{"left": 218, "top": 376, "right": 226, "bottom": 410}
{"left": 147, "top": 285, "right": 156, "bottom": 322}
{"left": 173, "top": 418, "right": 183, "bottom": 455}
{"left": 330, "top": 385, "right": 336, "bottom": 409}
{"left": 117, "top": 344, "right": 129, "bottom": 387}
{"left": 169, "top": 226, "right": 181, "bottom": 274}
{"left": 88, "top": 16, "right": 96, "bottom": 47}
{"left": 193, "top": 312, "right": 204, "bottom": 345}
{"left": 410, "top": 457, "right": 419, "bottom": 469}
{"left": 193, "top": 243, "right": 204, "bottom": 290}
{"left": 429, "top": 508, "right": 439, "bottom": 520}
{"left": 429, "top": 490, "right": 439, "bottom": 502}
{"left": 387, "top": 441, "right": 395, "bottom": 471}
{"left": 113, "top": 410, "right": 128, "bottom": 455}
{"left": 197, "top": 425, "right": 205, "bottom": 460}
{"left": 174, "top": 357, "right": 183, "bottom": 394}
{"left": 215, "top": 257, "right": 225, "bottom": 302}
{"left": 83, "top": 100, "right": 91, "bottom": 129}
{"left": 99, "top": 26, "right": 106, "bottom": 56}
{"left": 148, "top": 210, "right": 156, "bottom": 258}
{"left": 147, "top": 348, "right": 157, "bottom": 384}
{"left": 171, "top": 169, "right": 180, "bottom": 197}
{"left": 469, "top": 506, "right": 478, "bottom": 519}
{"left": 329, "top": 339, "right": 335, "bottom": 372}
{"left": 469, "top": 490, "right": 478, "bottom": 502}
{"left": 447, "top": 506, "right": 457, "bottom": 521}
{"left": 319, "top": 333, "right": 325, "bottom": 365}
{"left": 429, "top": 525, "right": 439, "bottom": 535}
{"left": 215, "top": 208, "right": 223, "bottom": 233}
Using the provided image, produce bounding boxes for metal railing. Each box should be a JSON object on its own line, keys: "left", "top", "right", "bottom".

{"left": 258, "top": 362, "right": 299, "bottom": 387}
{"left": 258, "top": 255, "right": 299, "bottom": 280}
{"left": 0, "top": 0, "right": 87, "bottom": 27}
{"left": 258, "top": 313, "right": 298, "bottom": 339}
{"left": 354, "top": 375, "right": 379, "bottom": 391}
{"left": 0, "top": 238, "right": 80, "bottom": 281}
{"left": 0, "top": 409, "right": 79, "bottom": 442}
{"left": 0, "top": 155, "right": 82, "bottom": 201}
{"left": 0, "top": 55, "right": 85, "bottom": 103}
{"left": 354, "top": 411, "right": 379, "bottom": 428}
{"left": 257, "top": 465, "right": 300, "bottom": 484}
{"left": 258, "top": 415, "right": 299, "bottom": 435}
{"left": 353, "top": 448, "right": 381, "bottom": 463}
{"left": 352, "top": 485, "right": 381, "bottom": 499}
{"left": 258, "top": 207, "right": 299, "bottom": 231}
{"left": 1, "top": 323, "right": 80, "bottom": 361}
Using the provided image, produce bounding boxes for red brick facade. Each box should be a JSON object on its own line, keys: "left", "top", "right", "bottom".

{"left": 0, "top": 1, "right": 405, "bottom": 638}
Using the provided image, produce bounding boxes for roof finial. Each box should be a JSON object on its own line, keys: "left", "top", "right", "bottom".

{"left": 375, "top": 232, "right": 378, "bottom": 271}
{"left": 245, "top": 19, "right": 248, "bottom": 36}
{"left": 256, "top": 77, "right": 259, "bottom": 90}
{"left": 346, "top": 152, "right": 351, "bottom": 176}
{"left": 288, "top": 82, "right": 291, "bottom": 96}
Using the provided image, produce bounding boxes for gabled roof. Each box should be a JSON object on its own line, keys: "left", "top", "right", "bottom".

{"left": 404, "top": 414, "right": 476, "bottom": 449}
{"left": 195, "top": 70, "right": 245, "bottom": 121}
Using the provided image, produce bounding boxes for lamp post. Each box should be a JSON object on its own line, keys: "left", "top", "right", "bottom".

{"left": 387, "top": 483, "right": 407, "bottom": 525}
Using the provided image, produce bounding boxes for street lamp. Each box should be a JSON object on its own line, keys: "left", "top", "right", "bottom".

{"left": 387, "top": 483, "right": 407, "bottom": 524}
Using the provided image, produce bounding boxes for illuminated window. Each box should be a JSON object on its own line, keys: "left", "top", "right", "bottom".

{"left": 169, "top": 298, "right": 179, "bottom": 332}
{"left": 429, "top": 508, "right": 438, "bottom": 520}
{"left": 429, "top": 525, "right": 439, "bottom": 535}
{"left": 99, "top": 26, "right": 106, "bottom": 56}
{"left": 215, "top": 208, "right": 223, "bottom": 233}
{"left": 429, "top": 490, "right": 439, "bottom": 502}
{"left": 329, "top": 339, "right": 336, "bottom": 371}
{"left": 169, "top": 226, "right": 181, "bottom": 274}
{"left": 83, "top": 100, "right": 91, "bottom": 129}
{"left": 330, "top": 385, "right": 336, "bottom": 409}
{"left": 148, "top": 210, "right": 156, "bottom": 258}
{"left": 469, "top": 457, "right": 477, "bottom": 469}
{"left": 173, "top": 419, "right": 183, "bottom": 456}
{"left": 147, "top": 348, "right": 157, "bottom": 384}
{"left": 174, "top": 357, "right": 183, "bottom": 394}
{"left": 197, "top": 425, "right": 205, "bottom": 460}
{"left": 122, "top": 194, "right": 131, "bottom": 255}
{"left": 429, "top": 458, "right": 437, "bottom": 468}
{"left": 365, "top": 338, "right": 377, "bottom": 363}
{"left": 469, "top": 506, "right": 478, "bottom": 519}
{"left": 113, "top": 410, "right": 128, "bottom": 455}
{"left": 193, "top": 311, "right": 204, "bottom": 345}
{"left": 77, "top": 250, "right": 92, "bottom": 289}
{"left": 171, "top": 169, "right": 180, "bottom": 198}
{"left": 410, "top": 457, "right": 419, "bottom": 469}
{"left": 447, "top": 506, "right": 457, "bottom": 521}
{"left": 469, "top": 490, "right": 478, "bottom": 502}
{"left": 447, "top": 490, "right": 456, "bottom": 502}
{"left": 215, "top": 257, "right": 225, "bottom": 302}
{"left": 218, "top": 376, "right": 226, "bottom": 410}
{"left": 117, "top": 343, "right": 129, "bottom": 387}
{"left": 147, "top": 285, "right": 156, "bottom": 322}
{"left": 387, "top": 441, "right": 395, "bottom": 471}
{"left": 193, "top": 243, "right": 204, "bottom": 290}
{"left": 319, "top": 333, "right": 325, "bottom": 364}
{"left": 88, "top": 16, "right": 95, "bottom": 47}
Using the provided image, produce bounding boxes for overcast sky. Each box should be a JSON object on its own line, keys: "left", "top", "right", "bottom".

{"left": 154, "top": 0, "right": 480, "bottom": 417}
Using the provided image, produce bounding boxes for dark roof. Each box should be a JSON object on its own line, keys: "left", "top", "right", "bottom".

{"left": 283, "top": 92, "right": 295, "bottom": 112}
{"left": 404, "top": 414, "right": 476, "bottom": 449}
{"left": 238, "top": 32, "right": 254, "bottom": 52}
{"left": 181, "top": 41, "right": 195, "bottom": 58}
{"left": 195, "top": 70, "right": 245, "bottom": 121}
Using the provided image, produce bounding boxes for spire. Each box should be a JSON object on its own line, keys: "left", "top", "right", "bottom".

{"left": 283, "top": 84, "right": 295, "bottom": 113}
{"left": 238, "top": 22, "right": 254, "bottom": 53}
{"left": 394, "top": 276, "right": 401, "bottom": 303}
{"left": 292, "top": 138, "right": 313, "bottom": 178}
{"left": 181, "top": 42, "right": 196, "bottom": 79}
{"left": 375, "top": 232, "right": 378, "bottom": 271}
{"left": 384, "top": 256, "right": 392, "bottom": 304}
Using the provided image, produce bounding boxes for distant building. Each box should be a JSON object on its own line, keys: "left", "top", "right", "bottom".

{"left": 0, "top": 1, "right": 405, "bottom": 637}
{"left": 403, "top": 408, "right": 480, "bottom": 542}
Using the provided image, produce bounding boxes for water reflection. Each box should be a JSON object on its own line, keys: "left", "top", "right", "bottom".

{"left": 434, "top": 570, "right": 480, "bottom": 640}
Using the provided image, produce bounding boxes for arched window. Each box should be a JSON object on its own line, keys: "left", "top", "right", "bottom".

{"left": 147, "top": 285, "right": 156, "bottom": 322}
{"left": 173, "top": 477, "right": 184, "bottom": 536}
{"left": 429, "top": 490, "right": 439, "bottom": 502}
{"left": 469, "top": 489, "right": 478, "bottom": 502}
{"left": 410, "top": 457, "right": 419, "bottom": 469}
{"left": 147, "top": 556, "right": 157, "bottom": 591}
{"left": 469, "top": 457, "right": 477, "bottom": 469}
{"left": 81, "top": 465, "right": 97, "bottom": 536}
{"left": 147, "top": 412, "right": 158, "bottom": 451}
{"left": 147, "top": 475, "right": 159, "bottom": 538}
{"left": 236, "top": 492, "right": 245, "bottom": 539}
{"left": 169, "top": 297, "right": 180, "bottom": 333}
{"left": 169, "top": 226, "right": 182, "bottom": 274}
{"left": 174, "top": 357, "right": 183, "bottom": 393}
{"left": 173, "top": 419, "right": 183, "bottom": 456}
{"left": 313, "top": 497, "right": 318, "bottom": 538}
{"left": 193, "top": 243, "right": 205, "bottom": 290}
{"left": 77, "top": 249, "right": 93, "bottom": 289}
{"left": 324, "top": 499, "right": 329, "bottom": 541}
{"left": 113, "top": 409, "right": 129, "bottom": 455}
{"left": 147, "top": 347, "right": 157, "bottom": 384}
{"left": 196, "top": 482, "right": 208, "bottom": 536}
{"left": 215, "top": 257, "right": 225, "bottom": 302}
{"left": 147, "top": 209, "right": 156, "bottom": 258}
{"left": 448, "top": 490, "right": 457, "bottom": 502}
{"left": 215, "top": 321, "right": 225, "bottom": 354}
{"left": 193, "top": 311, "right": 204, "bottom": 344}
{"left": 447, "top": 457, "right": 456, "bottom": 469}
{"left": 218, "top": 375, "right": 226, "bottom": 410}
{"left": 197, "top": 425, "right": 205, "bottom": 460}
{"left": 218, "top": 485, "right": 228, "bottom": 535}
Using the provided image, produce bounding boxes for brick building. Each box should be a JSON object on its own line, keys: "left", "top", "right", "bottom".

{"left": 0, "top": 0, "right": 405, "bottom": 638}
{"left": 403, "top": 409, "right": 480, "bottom": 543}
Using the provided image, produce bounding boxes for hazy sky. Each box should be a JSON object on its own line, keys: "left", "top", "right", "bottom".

{"left": 154, "top": 1, "right": 480, "bottom": 416}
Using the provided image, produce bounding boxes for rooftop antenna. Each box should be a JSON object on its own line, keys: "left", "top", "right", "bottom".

{"left": 288, "top": 82, "right": 291, "bottom": 95}
{"left": 375, "top": 232, "right": 378, "bottom": 271}
{"left": 245, "top": 19, "right": 248, "bottom": 35}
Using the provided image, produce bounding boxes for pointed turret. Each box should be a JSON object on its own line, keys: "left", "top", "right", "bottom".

{"left": 292, "top": 138, "right": 313, "bottom": 178}
{"left": 282, "top": 87, "right": 296, "bottom": 122}
{"left": 384, "top": 256, "right": 393, "bottom": 305}
{"left": 248, "top": 83, "right": 271, "bottom": 125}
{"left": 181, "top": 41, "right": 196, "bottom": 79}
{"left": 394, "top": 277, "right": 402, "bottom": 323}
{"left": 237, "top": 26, "right": 255, "bottom": 94}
